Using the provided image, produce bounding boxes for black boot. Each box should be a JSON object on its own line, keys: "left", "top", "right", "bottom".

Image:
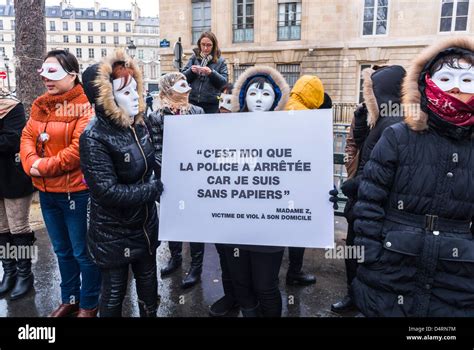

{"left": 0, "top": 232, "right": 17, "bottom": 297}
{"left": 181, "top": 265, "right": 202, "bottom": 289}
{"left": 10, "top": 232, "right": 35, "bottom": 301}
{"left": 209, "top": 295, "right": 239, "bottom": 317}
{"left": 181, "top": 243, "right": 204, "bottom": 289}
{"left": 286, "top": 270, "right": 316, "bottom": 286}
{"left": 160, "top": 256, "right": 182, "bottom": 277}
{"left": 160, "top": 242, "right": 182, "bottom": 277}
{"left": 240, "top": 303, "right": 260, "bottom": 318}
{"left": 287, "top": 247, "right": 316, "bottom": 286}
{"left": 138, "top": 300, "right": 158, "bottom": 318}
{"left": 331, "top": 288, "right": 357, "bottom": 314}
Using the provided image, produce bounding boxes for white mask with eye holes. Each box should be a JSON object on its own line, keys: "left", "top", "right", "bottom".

{"left": 113, "top": 77, "right": 140, "bottom": 118}
{"left": 245, "top": 82, "right": 276, "bottom": 112}
{"left": 432, "top": 60, "right": 474, "bottom": 94}
{"left": 219, "top": 93, "right": 233, "bottom": 111}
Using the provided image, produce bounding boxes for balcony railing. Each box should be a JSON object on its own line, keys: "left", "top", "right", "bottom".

{"left": 233, "top": 23, "right": 254, "bottom": 43}
{"left": 277, "top": 21, "right": 301, "bottom": 41}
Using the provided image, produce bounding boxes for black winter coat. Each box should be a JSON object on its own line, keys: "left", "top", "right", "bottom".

{"left": 183, "top": 51, "right": 228, "bottom": 108}
{"left": 342, "top": 66, "right": 406, "bottom": 222}
{"left": 352, "top": 121, "right": 474, "bottom": 317}
{"left": 352, "top": 43, "right": 474, "bottom": 317}
{"left": 80, "top": 62, "right": 162, "bottom": 269}
{"left": 0, "top": 103, "right": 34, "bottom": 199}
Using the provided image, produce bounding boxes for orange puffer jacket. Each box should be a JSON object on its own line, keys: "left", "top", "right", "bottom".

{"left": 20, "top": 84, "right": 93, "bottom": 194}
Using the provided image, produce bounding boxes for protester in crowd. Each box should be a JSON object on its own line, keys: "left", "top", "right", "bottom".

{"left": 226, "top": 65, "right": 290, "bottom": 317}
{"left": 20, "top": 50, "right": 100, "bottom": 317}
{"left": 209, "top": 83, "right": 239, "bottom": 317}
{"left": 0, "top": 89, "right": 35, "bottom": 301}
{"left": 80, "top": 50, "right": 163, "bottom": 317}
{"left": 352, "top": 37, "right": 474, "bottom": 317}
{"left": 145, "top": 90, "right": 154, "bottom": 116}
{"left": 331, "top": 65, "right": 407, "bottom": 313}
{"left": 183, "top": 31, "right": 228, "bottom": 114}
{"left": 283, "top": 75, "right": 331, "bottom": 287}
{"left": 156, "top": 72, "right": 206, "bottom": 289}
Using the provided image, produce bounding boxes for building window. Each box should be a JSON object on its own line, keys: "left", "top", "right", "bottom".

{"left": 0, "top": 20, "right": 3, "bottom": 30}
{"left": 138, "top": 49, "right": 144, "bottom": 59}
{"left": 11, "top": 20, "right": 15, "bottom": 30}
{"left": 76, "top": 22, "right": 81, "bottom": 31}
{"left": 89, "top": 48, "right": 94, "bottom": 59}
{"left": 101, "top": 49, "right": 107, "bottom": 57}
{"left": 114, "top": 36, "right": 119, "bottom": 45}
{"left": 440, "top": 0, "right": 470, "bottom": 31}
{"left": 126, "top": 37, "right": 131, "bottom": 44}
{"left": 100, "top": 11, "right": 108, "bottom": 17}
{"left": 88, "top": 22, "right": 93, "bottom": 31}
{"left": 101, "top": 23, "right": 106, "bottom": 32}
{"left": 113, "top": 11, "right": 120, "bottom": 18}
{"left": 126, "top": 23, "right": 131, "bottom": 32}
{"left": 101, "top": 36, "right": 106, "bottom": 44}
{"left": 76, "top": 48, "right": 82, "bottom": 58}
{"left": 0, "top": 48, "right": 5, "bottom": 57}
{"left": 192, "top": 0, "right": 212, "bottom": 44}
{"left": 63, "top": 21, "right": 68, "bottom": 31}
{"left": 277, "top": 64, "right": 300, "bottom": 88}
{"left": 0, "top": 35, "right": 3, "bottom": 42}
{"left": 76, "top": 10, "right": 83, "bottom": 16}
{"left": 76, "top": 35, "right": 81, "bottom": 43}
{"left": 233, "top": 0, "right": 254, "bottom": 43}
{"left": 278, "top": 1, "right": 302, "bottom": 41}
{"left": 151, "top": 64, "right": 157, "bottom": 79}
{"left": 63, "top": 35, "right": 69, "bottom": 43}
{"left": 49, "top": 21, "right": 56, "bottom": 31}
{"left": 113, "top": 23, "right": 119, "bottom": 32}
{"left": 88, "top": 36, "right": 94, "bottom": 44}
{"left": 363, "top": 0, "right": 389, "bottom": 36}
{"left": 359, "top": 64, "right": 372, "bottom": 103}
{"left": 233, "top": 64, "right": 254, "bottom": 82}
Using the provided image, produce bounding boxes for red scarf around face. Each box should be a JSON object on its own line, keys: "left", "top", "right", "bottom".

{"left": 425, "top": 75, "right": 474, "bottom": 127}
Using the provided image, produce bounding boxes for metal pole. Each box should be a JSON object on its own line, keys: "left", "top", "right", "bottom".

{"left": 6, "top": 63, "right": 10, "bottom": 91}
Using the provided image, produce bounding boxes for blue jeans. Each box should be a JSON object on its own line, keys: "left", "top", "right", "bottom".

{"left": 39, "top": 191, "right": 101, "bottom": 309}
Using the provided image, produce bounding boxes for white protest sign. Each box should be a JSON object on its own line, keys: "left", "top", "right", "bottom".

{"left": 159, "top": 109, "right": 334, "bottom": 248}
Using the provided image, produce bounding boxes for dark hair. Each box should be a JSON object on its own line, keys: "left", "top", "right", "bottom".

{"left": 221, "top": 83, "right": 234, "bottom": 94}
{"left": 197, "top": 31, "right": 221, "bottom": 63}
{"left": 44, "top": 49, "right": 81, "bottom": 85}
{"left": 240, "top": 76, "right": 273, "bottom": 112}
{"left": 430, "top": 52, "right": 474, "bottom": 76}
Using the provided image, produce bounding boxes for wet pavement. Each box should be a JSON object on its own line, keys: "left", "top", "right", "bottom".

{"left": 0, "top": 203, "right": 352, "bottom": 317}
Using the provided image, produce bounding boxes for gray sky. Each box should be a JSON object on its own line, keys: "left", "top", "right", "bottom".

{"left": 44, "top": 0, "right": 159, "bottom": 17}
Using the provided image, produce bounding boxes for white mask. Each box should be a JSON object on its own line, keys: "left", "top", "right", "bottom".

{"left": 245, "top": 82, "right": 276, "bottom": 112}
{"left": 432, "top": 60, "right": 474, "bottom": 94}
{"left": 171, "top": 79, "right": 192, "bottom": 94}
{"left": 219, "top": 93, "right": 233, "bottom": 111}
{"left": 38, "top": 62, "right": 71, "bottom": 81}
{"left": 113, "top": 77, "right": 140, "bottom": 117}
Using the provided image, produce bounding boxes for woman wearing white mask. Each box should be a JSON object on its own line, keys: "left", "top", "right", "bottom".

{"left": 153, "top": 73, "right": 207, "bottom": 290}
{"left": 79, "top": 50, "right": 163, "bottom": 317}
{"left": 20, "top": 50, "right": 100, "bottom": 317}
{"left": 225, "top": 66, "right": 290, "bottom": 317}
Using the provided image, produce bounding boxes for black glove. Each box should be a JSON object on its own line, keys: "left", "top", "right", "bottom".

{"left": 340, "top": 178, "right": 359, "bottom": 198}
{"left": 329, "top": 185, "right": 340, "bottom": 210}
{"left": 156, "top": 179, "right": 164, "bottom": 197}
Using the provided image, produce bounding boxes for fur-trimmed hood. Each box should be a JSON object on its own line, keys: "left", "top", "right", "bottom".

{"left": 82, "top": 49, "right": 145, "bottom": 129}
{"left": 232, "top": 65, "right": 290, "bottom": 113}
{"left": 362, "top": 65, "right": 406, "bottom": 129}
{"left": 403, "top": 37, "right": 474, "bottom": 132}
